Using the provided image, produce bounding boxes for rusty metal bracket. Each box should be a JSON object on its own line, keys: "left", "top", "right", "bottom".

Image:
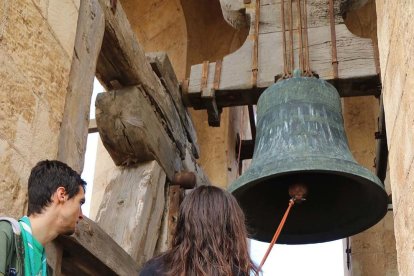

{"left": 213, "top": 60, "right": 222, "bottom": 90}
{"left": 172, "top": 171, "right": 196, "bottom": 189}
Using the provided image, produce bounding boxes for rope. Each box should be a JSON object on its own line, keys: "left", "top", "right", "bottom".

{"left": 303, "top": 0, "right": 311, "bottom": 76}
{"left": 279, "top": 0, "right": 312, "bottom": 79}
{"left": 280, "top": 0, "right": 288, "bottom": 77}
{"left": 256, "top": 199, "right": 295, "bottom": 274}
{"left": 213, "top": 60, "right": 223, "bottom": 90}
{"left": 297, "top": 0, "right": 304, "bottom": 74}
{"left": 201, "top": 61, "right": 209, "bottom": 90}
{"left": 252, "top": 0, "right": 260, "bottom": 87}
{"left": 328, "top": 0, "right": 338, "bottom": 78}
{"left": 288, "top": 0, "right": 294, "bottom": 73}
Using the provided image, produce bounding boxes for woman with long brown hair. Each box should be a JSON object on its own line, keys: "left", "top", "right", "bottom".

{"left": 139, "top": 185, "right": 258, "bottom": 276}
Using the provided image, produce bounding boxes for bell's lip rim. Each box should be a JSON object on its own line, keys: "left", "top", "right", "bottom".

{"left": 229, "top": 167, "right": 386, "bottom": 195}
{"left": 228, "top": 155, "right": 386, "bottom": 193}
{"left": 230, "top": 168, "right": 389, "bottom": 244}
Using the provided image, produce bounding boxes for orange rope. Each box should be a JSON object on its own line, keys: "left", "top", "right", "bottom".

{"left": 256, "top": 199, "right": 295, "bottom": 274}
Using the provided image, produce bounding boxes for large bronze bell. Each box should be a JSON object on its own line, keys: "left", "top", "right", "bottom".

{"left": 228, "top": 74, "right": 388, "bottom": 244}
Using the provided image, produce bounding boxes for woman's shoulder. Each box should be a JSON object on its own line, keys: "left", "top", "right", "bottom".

{"left": 139, "top": 255, "right": 166, "bottom": 276}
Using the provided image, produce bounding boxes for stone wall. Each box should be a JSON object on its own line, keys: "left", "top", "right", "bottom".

{"left": 0, "top": 0, "right": 78, "bottom": 217}
{"left": 342, "top": 96, "right": 397, "bottom": 276}
{"left": 376, "top": 0, "right": 414, "bottom": 275}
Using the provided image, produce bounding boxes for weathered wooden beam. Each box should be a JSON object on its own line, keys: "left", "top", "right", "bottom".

{"left": 96, "top": 0, "right": 191, "bottom": 160}
{"left": 185, "top": 0, "right": 380, "bottom": 118}
{"left": 146, "top": 52, "right": 200, "bottom": 158}
{"left": 57, "top": 0, "right": 105, "bottom": 172}
{"left": 95, "top": 85, "right": 210, "bottom": 185}
{"left": 95, "top": 161, "right": 166, "bottom": 267}
{"left": 183, "top": 74, "right": 380, "bottom": 109}
{"left": 96, "top": 85, "right": 180, "bottom": 178}
{"left": 56, "top": 217, "right": 139, "bottom": 275}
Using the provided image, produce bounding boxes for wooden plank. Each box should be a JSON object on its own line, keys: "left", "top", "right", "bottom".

{"left": 186, "top": 74, "right": 379, "bottom": 108}
{"left": 146, "top": 52, "right": 200, "bottom": 158}
{"left": 95, "top": 161, "right": 166, "bottom": 267}
{"left": 186, "top": 0, "right": 378, "bottom": 110}
{"left": 56, "top": 217, "right": 140, "bottom": 276}
{"left": 259, "top": 0, "right": 342, "bottom": 34}
{"left": 57, "top": 0, "right": 105, "bottom": 172}
{"left": 188, "top": 25, "right": 376, "bottom": 93}
{"left": 96, "top": 0, "right": 188, "bottom": 159}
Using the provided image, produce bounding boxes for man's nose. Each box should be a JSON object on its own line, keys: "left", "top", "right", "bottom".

{"left": 79, "top": 208, "right": 84, "bottom": 220}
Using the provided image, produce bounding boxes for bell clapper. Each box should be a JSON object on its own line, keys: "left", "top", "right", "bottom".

{"left": 288, "top": 182, "right": 308, "bottom": 203}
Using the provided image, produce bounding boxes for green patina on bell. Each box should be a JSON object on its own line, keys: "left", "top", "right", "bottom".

{"left": 228, "top": 71, "right": 388, "bottom": 244}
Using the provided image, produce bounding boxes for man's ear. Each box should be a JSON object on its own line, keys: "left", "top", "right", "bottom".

{"left": 55, "top": 186, "right": 67, "bottom": 203}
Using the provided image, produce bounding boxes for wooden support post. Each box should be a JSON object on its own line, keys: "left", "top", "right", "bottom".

{"left": 57, "top": 0, "right": 105, "bottom": 172}
{"left": 146, "top": 53, "right": 200, "bottom": 158}
{"left": 95, "top": 161, "right": 166, "bottom": 267}
{"left": 167, "top": 185, "right": 182, "bottom": 247}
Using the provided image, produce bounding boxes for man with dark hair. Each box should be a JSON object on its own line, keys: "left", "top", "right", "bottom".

{"left": 0, "top": 160, "right": 86, "bottom": 276}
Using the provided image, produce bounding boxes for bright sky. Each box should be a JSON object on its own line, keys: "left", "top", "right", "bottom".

{"left": 81, "top": 79, "right": 345, "bottom": 276}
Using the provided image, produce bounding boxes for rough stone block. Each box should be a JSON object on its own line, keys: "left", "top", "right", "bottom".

{"left": 382, "top": 50, "right": 405, "bottom": 143}
{"left": 73, "top": 0, "right": 80, "bottom": 10}
{"left": 0, "top": 0, "right": 74, "bottom": 217}
{"left": 393, "top": 193, "right": 414, "bottom": 276}
{"left": 388, "top": 70, "right": 414, "bottom": 214}
{"left": 31, "top": 0, "right": 49, "bottom": 18}
{"left": 375, "top": 0, "right": 397, "bottom": 78}
{"left": 47, "top": 0, "right": 78, "bottom": 57}
{"left": 342, "top": 96, "right": 378, "bottom": 168}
